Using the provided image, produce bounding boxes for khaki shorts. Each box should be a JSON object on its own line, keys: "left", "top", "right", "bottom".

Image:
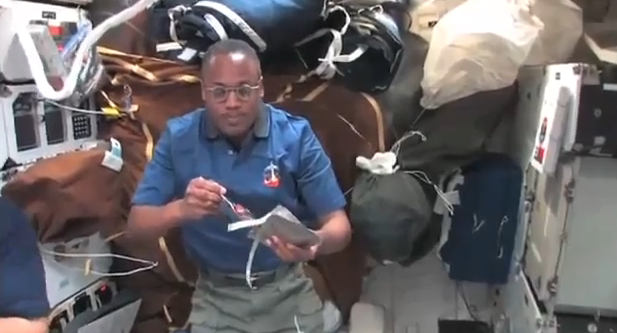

{"left": 189, "top": 264, "right": 324, "bottom": 333}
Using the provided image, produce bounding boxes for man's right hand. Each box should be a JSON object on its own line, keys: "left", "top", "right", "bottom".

{"left": 178, "top": 177, "right": 226, "bottom": 220}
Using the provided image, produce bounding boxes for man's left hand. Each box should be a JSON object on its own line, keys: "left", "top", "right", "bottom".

{"left": 265, "top": 236, "right": 318, "bottom": 263}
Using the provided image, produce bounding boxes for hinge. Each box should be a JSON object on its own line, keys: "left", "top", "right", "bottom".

{"left": 544, "top": 316, "right": 558, "bottom": 333}
{"left": 547, "top": 276, "right": 559, "bottom": 298}
{"left": 564, "top": 179, "right": 576, "bottom": 203}
{"left": 535, "top": 315, "right": 558, "bottom": 333}
{"left": 0, "top": 83, "right": 9, "bottom": 98}
{"left": 560, "top": 230, "right": 568, "bottom": 245}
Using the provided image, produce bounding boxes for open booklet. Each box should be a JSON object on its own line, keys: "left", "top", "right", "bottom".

{"left": 227, "top": 205, "right": 321, "bottom": 247}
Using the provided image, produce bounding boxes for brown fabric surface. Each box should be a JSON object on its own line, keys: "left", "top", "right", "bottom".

{"left": 104, "top": 118, "right": 197, "bottom": 331}
{"left": 1, "top": 149, "right": 122, "bottom": 243}
{"left": 129, "top": 316, "right": 172, "bottom": 333}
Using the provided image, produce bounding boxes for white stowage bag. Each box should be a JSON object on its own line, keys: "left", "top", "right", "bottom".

{"left": 523, "top": 0, "right": 583, "bottom": 66}
{"left": 420, "top": 0, "right": 543, "bottom": 109}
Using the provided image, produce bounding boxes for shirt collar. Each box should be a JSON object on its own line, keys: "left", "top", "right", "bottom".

{"left": 203, "top": 103, "right": 270, "bottom": 140}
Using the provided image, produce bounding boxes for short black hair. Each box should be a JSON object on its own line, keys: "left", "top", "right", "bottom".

{"left": 201, "top": 39, "right": 261, "bottom": 77}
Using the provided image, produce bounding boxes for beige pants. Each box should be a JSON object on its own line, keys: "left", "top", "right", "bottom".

{"left": 189, "top": 265, "right": 324, "bottom": 333}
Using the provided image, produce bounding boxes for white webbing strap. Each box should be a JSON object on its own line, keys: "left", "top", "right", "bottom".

{"left": 435, "top": 171, "right": 464, "bottom": 261}
{"left": 295, "top": 5, "right": 366, "bottom": 79}
{"left": 203, "top": 13, "right": 228, "bottom": 40}
{"left": 228, "top": 216, "right": 269, "bottom": 289}
{"left": 167, "top": 5, "right": 185, "bottom": 45}
{"left": 192, "top": 0, "right": 267, "bottom": 51}
{"left": 245, "top": 237, "right": 260, "bottom": 289}
{"left": 163, "top": 1, "right": 264, "bottom": 56}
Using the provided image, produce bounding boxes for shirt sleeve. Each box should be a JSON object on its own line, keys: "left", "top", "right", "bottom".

{"left": 0, "top": 198, "right": 50, "bottom": 319}
{"left": 296, "top": 121, "right": 347, "bottom": 218}
{"left": 132, "top": 124, "right": 177, "bottom": 206}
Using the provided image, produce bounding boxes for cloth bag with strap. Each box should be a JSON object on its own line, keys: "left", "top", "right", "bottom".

{"left": 349, "top": 147, "right": 438, "bottom": 264}
{"left": 295, "top": 4, "right": 405, "bottom": 93}
{"left": 151, "top": 0, "right": 327, "bottom": 63}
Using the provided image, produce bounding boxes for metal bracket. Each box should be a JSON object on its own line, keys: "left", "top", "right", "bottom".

{"left": 547, "top": 276, "right": 559, "bottom": 298}
{"left": 564, "top": 179, "right": 576, "bottom": 203}
{"left": 0, "top": 73, "right": 10, "bottom": 98}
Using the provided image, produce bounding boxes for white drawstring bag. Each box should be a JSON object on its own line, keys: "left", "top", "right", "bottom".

{"left": 524, "top": 0, "right": 583, "bottom": 66}
{"left": 420, "top": 0, "right": 543, "bottom": 109}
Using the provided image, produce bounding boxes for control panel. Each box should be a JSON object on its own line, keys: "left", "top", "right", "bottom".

{"left": 0, "top": 84, "right": 98, "bottom": 188}
{"left": 0, "top": 1, "right": 99, "bottom": 190}
{"left": 41, "top": 233, "right": 113, "bottom": 308}
{"left": 48, "top": 279, "right": 117, "bottom": 333}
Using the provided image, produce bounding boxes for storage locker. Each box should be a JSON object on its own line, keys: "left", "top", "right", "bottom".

{"left": 517, "top": 63, "right": 617, "bottom": 314}
{"left": 526, "top": 156, "right": 617, "bottom": 314}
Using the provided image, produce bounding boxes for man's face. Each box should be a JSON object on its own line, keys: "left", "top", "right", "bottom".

{"left": 202, "top": 52, "right": 263, "bottom": 138}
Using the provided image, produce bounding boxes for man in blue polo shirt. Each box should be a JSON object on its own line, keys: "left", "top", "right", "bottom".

{"left": 0, "top": 196, "right": 50, "bottom": 333}
{"left": 128, "top": 39, "right": 352, "bottom": 333}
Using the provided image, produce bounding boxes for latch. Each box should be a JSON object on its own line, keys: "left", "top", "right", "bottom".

{"left": 547, "top": 276, "right": 559, "bottom": 298}
{"left": 563, "top": 179, "right": 576, "bottom": 203}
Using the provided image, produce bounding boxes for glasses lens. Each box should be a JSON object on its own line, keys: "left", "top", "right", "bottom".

{"left": 236, "top": 85, "right": 253, "bottom": 100}
{"left": 211, "top": 87, "right": 228, "bottom": 101}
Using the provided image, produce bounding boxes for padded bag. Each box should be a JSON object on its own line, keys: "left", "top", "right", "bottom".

{"left": 295, "top": 4, "right": 404, "bottom": 93}
{"left": 439, "top": 153, "right": 523, "bottom": 284}
{"left": 350, "top": 171, "right": 434, "bottom": 264}
{"left": 153, "top": 0, "right": 327, "bottom": 63}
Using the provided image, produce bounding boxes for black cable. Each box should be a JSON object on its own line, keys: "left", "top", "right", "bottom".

{"left": 456, "top": 281, "right": 481, "bottom": 322}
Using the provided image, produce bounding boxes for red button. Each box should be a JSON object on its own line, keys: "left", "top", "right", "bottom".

{"left": 48, "top": 25, "right": 63, "bottom": 36}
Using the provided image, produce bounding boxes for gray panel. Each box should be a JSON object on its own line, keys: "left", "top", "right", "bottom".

{"left": 524, "top": 160, "right": 575, "bottom": 302}
{"left": 556, "top": 157, "right": 617, "bottom": 313}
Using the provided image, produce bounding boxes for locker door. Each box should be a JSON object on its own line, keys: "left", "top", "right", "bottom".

{"left": 524, "top": 159, "right": 576, "bottom": 301}
{"left": 556, "top": 157, "right": 617, "bottom": 312}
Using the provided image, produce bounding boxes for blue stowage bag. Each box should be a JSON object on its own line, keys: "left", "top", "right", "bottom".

{"left": 439, "top": 153, "right": 523, "bottom": 284}
{"left": 150, "top": 0, "right": 327, "bottom": 63}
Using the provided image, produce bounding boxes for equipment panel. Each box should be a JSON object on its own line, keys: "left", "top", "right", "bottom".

{"left": 516, "top": 63, "right": 617, "bottom": 315}
{"left": 0, "top": 85, "right": 97, "bottom": 163}
{"left": 0, "top": 85, "right": 98, "bottom": 190}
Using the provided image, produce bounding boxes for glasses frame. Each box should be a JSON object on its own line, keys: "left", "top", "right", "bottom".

{"left": 203, "top": 77, "right": 263, "bottom": 102}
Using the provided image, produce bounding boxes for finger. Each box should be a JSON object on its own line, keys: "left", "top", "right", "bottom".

{"left": 185, "top": 195, "right": 212, "bottom": 211}
{"left": 276, "top": 238, "right": 313, "bottom": 262}
{"left": 270, "top": 236, "right": 284, "bottom": 248}
{"left": 186, "top": 189, "right": 222, "bottom": 212}
{"left": 285, "top": 243, "right": 313, "bottom": 261}
{"left": 182, "top": 198, "right": 210, "bottom": 218}
{"left": 269, "top": 237, "right": 295, "bottom": 262}
{"left": 200, "top": 179, "right": 227, "bottom": 195}
{"left": 190, "top": 177, "right": 225, "bottom": 194}
{"left": 191, "top": 188, "right": 222, "bottom": 205}
{"left": 272, "top": 246, "right": 294, "bottom": 262}
{"left": 190, "top": 177, "right": 210, "bottom": 189}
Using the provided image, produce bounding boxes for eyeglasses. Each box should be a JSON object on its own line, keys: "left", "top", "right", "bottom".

{"left": 203, "top": 82, "right": 261, "bottom": 102}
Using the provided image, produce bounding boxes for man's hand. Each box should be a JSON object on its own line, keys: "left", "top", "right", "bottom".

{"left": 265, "top": 236, "right": 319, "bottom": 263}
{"left": 0, "top": 317, "right": 49, "bottom": 333}
{"left": 179, "top": 177, "right": 226, "bottom": 220}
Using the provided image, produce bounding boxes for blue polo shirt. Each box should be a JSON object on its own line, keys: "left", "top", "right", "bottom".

{"left": 0, "top": 197, "right": 50, "bottom": 319}
{"left": 132, "top": 104, "right": 346, "bottom": 273}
